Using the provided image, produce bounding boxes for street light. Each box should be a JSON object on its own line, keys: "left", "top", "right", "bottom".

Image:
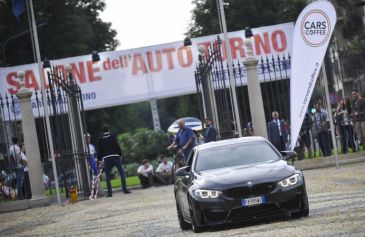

{"left": 92, "top": 51, "right": 100, "bottom": 63}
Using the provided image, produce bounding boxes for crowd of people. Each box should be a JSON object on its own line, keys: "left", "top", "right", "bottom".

{"left": 266, "top": 89, "right": 365, "bottom": 158}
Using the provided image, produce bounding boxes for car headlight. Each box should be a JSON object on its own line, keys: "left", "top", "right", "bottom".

{"left": 278, "top": 174, "right": 302, "bottom": 188}
{"left": 194, "top": 189, "right": 222, "bottom": 199}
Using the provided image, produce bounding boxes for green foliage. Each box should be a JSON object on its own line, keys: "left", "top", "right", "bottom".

{"left": 332, "top": 0, "right": 365, "bottom": 53}
{"left": 188, "top": 0, "right": 307, "bottom": 37}
{"left": 117, "top": 128, "right": 170, "bottom": 164}
{"left": 0, "top": 0, "right": 118, "bottom": 66}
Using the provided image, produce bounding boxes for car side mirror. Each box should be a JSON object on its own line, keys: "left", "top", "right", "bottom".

{"left": 175, "top": 166, "right": 191, "bottom": 177}
{"left": 282, "top": 151, "right": 297, "bottom": 161}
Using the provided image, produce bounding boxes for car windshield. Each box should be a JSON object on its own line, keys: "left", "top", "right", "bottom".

{"left": 195, "top": 141, "right": 280, "bottom": 172}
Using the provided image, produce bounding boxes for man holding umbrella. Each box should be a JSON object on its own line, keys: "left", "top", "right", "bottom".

{"left": 167, "top": 118, "right": 195, "bottom": 163}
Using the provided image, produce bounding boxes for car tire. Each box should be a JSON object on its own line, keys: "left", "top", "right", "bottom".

{"left": 189, "top": 203, "right": 204, "bottom": 233}
{"left": 291, "top": 208, "right": 309, "bottom": 218}
{"left": 176, "top": 202, "right": 190, "bottom": 230}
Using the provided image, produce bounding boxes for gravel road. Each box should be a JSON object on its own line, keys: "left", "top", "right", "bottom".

{"left": 1, "top": 162, "right": 365, "bottom": 237}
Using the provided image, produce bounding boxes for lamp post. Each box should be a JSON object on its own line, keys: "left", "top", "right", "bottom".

{"left": 243, "top": 28, "right": 268, "bottom": 138}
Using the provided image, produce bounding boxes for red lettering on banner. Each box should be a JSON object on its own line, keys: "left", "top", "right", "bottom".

{"left": 7, "top": 72, "right": 19, "bottom": 94}
{"left": 103, "top": 58, "right": 111, "bottom": 70}
{"left": 272, "top": 30, "right": 287, "bottom": 52}
{"left": 254, "top": 32, "right": 271, "bottom": 55}
{"left": 86, "top": 61, "right": 102, "bottom": 81}
{"left": 112, "top": 59, "right": 119, "bottom": 69}
{"left": 71, "top": 62, "right": 86, "bottom": 84}
{"left": 132, "top": 54, "right": 147, "bottom": 75}
{"left": 147, "top": 51, "right": 162, "bottom": 72}
{"left": 230, "top": 37, "right": 245, "bottom": 59}
{"left": 162, "top": 48, "right": 175, "bottom": 70}
{"left": 25, "top": 70, "right": 39, "bottom": 90}
{"left": 177, "top": 47, "right": 192, "bottom": 68}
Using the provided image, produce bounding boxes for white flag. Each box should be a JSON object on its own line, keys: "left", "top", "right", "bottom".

{"left": 290, "top": 0, "right": 337, "bottom": 150}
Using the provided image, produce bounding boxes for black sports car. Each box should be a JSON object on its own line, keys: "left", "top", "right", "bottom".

{"left": 174, "top": 136, "right": 309, "bottom": 232}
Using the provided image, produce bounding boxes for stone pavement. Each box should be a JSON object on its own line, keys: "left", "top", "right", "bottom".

{"left": 1, "top": 162, "right": 364, "bottom": 236}
{"left": 1, "top": 150, "right": 365, "bottom": 214}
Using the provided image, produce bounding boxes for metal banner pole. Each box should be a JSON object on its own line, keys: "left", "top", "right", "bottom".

{"left": 29, "top": 0, "right": 61, "bottom": 204}
{"left": 321, "top": 63, "right": 339, "bottom": 169}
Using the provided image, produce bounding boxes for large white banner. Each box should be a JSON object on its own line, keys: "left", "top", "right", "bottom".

{"left": 290, "top": 0, "right": 337, "bottom": 150}
{"left": 0, "top": 23, "right": 293, "bottom": 119}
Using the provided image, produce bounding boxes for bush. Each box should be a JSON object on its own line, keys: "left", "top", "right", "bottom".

{"left": 117, "top": 128, "right": 170, "bottom": 164}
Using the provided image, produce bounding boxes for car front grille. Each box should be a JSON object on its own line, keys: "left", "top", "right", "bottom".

{"left": 224, "top": 183, "right": 276, "bottom": 198}
{"left": 228, "top": 204, "right": 282, "bottom": 220}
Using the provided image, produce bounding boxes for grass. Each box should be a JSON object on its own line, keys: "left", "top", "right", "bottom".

{"left": 100, "top": 176, "right": 140, "bottom": 189}
{"left": 44, "top": 176, "right": 140, "bottom": 196}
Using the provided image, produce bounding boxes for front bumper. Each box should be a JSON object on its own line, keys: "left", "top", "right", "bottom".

{"left": 189, "top": 183, "right": 308, "bottom": 226}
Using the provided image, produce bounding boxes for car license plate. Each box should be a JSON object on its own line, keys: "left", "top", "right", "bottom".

{"left": 241, "top": 196, "right": 265, "bottom": 207}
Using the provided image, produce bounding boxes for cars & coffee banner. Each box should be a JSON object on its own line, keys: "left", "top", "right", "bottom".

{"left": 290, "top": 0, "right": 337, "bottom": 150}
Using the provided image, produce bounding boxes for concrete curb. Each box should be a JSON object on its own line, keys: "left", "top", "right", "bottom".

{"left": 0, "top": 196, "right": 50, "bottom": 214}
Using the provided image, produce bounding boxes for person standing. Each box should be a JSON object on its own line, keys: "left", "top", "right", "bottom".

{"left": 299, "top": 113, "right": 313, "bottom": 158}
{"left": 267, "top": 111, "right": 288, "bottom": 151}
{"left": 137, "top": 159, "right": 154, "bottom": 188}
{"left": 336, "top": 97, "right": 356, "bottom": 154}
{"left": 20, "top": 144, "right": 31, "bottom": 199}
{"left": 313, "top": 101, "right": 331, "bottom": 157}
{"left": 204, "top": 118, "right": 217, "bottom": 143}
{"left": 97, "top": 126, "right": 131, "bottom": 197}
{"left": 351, "top": 89, "right": 365, "bottom": 149}
{"left": 167, "top": 119, "right": 195, "bottom": 163}
{"left": 85, "top": 133, "right": 98, "bottom": 177}
{"left": 9, "top": 137, "right": 24, "bottom": 200}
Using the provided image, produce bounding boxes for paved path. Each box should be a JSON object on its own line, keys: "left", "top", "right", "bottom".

{"left": 1, "top": 162, "right": 365, "bottom": 236}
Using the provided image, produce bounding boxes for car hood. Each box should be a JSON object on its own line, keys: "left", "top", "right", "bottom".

{"left": 194, "top": 160, "right": 296, "bottom": 190}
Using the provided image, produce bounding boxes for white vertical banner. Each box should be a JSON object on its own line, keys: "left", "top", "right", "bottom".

{"left": 290, "top": 0, "right": 337, "bottom": 150}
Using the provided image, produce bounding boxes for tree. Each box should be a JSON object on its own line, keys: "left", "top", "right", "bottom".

{"left": 0, "top": 0, "right": 118, "bottom": 67}
{"left": 188, "top": 0, "right": 307, "bottom": 37}
{"left": 332, "top": 0, "right": 365, "bottom": 53}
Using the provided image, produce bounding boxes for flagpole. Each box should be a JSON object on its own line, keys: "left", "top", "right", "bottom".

{"left": 28, "top": 0, "right": 61, "bottom": 204}
{"left": 321, "top": 63, "right": 339, "bottom": 169}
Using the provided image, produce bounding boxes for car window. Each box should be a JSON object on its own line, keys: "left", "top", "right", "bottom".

{"left": 195, "top": 141, "right": 280, "bottom": 172}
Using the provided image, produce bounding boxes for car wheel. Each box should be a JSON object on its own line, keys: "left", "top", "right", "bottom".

{"left": 291, "top": 208, "right": 309, "bottom": 218}
{"left": 176, "top": 202, "right": 190, "bottom": 230}
{"left": 189, "top": 203, "right": 204, "bottom": 233}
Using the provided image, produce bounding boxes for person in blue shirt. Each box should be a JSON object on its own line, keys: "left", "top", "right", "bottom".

{"left": 167, "top": 119, "right": 195, "bottom": 162}
{"left": 204, "top": 118, "right": 217, "bottom": 143}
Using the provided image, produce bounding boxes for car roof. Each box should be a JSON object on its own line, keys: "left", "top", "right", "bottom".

{"left": 196, "top": 136, "right": 268, "bottom": 151}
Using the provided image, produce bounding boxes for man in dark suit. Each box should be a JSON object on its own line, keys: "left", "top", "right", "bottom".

{"left": 267, "top": 111, "right": 288, "bottom": 151}
{"left": 204, "top": 118, "right": 217, "bottom": 143}
{"left": 97, "top": 125, "right": 131, "bottom": 197}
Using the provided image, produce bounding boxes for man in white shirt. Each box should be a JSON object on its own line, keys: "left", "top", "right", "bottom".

{"left": 155, "top": 155, "right": 173, "bottom": 185}
{"left": 137, "top": 159, "right": 154, "bottom": 188}
{"left": 9, "top": 137, "right": 24, "bottom": 200}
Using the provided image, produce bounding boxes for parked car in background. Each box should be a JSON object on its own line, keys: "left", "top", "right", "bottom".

{"left": 174, "top": 136, "right": 309, "bottom": 232}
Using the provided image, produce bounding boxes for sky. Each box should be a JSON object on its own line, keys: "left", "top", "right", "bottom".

{"left": 100, "top": 0, "right": 194, "bottom": 50}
